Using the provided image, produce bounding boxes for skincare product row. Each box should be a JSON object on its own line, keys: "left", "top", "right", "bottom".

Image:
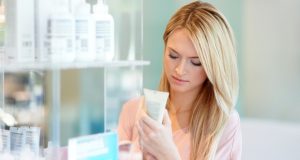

{"left": 0, "top": 126, "right": 40, "bottom": 157}
{"left": 74, "top": 0, "right": 115, "bottom": 61}
{"left": 3, "top": 0, "right": 114, "bottom": 63}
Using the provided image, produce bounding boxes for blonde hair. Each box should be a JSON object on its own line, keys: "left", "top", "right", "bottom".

{"left": 159, "top": 1, "right": 239, "bottom": 160}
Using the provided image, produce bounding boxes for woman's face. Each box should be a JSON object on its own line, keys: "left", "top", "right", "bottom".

{"left": 164, "top": 28, "right": 207, "bottom": 94}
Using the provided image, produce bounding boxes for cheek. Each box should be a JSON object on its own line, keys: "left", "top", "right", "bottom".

{"left": 193, "top": 68, "right": 207, "bottom": 84}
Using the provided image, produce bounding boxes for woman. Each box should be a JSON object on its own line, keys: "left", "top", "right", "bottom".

{"left": 118, "top": 1, "right": 241, "bottom": 160}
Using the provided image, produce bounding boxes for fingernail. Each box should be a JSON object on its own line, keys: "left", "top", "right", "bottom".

{"left": 141, "top": 117, "right": 146, "bottom": 121}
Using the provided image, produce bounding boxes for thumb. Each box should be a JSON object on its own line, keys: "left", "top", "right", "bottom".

{"left": 163, "top": 109, "right": 171, "bottom": 128}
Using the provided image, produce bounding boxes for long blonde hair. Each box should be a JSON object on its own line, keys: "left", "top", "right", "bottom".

{"left": 159, "top": 1, "right": 239, "bottom": 160}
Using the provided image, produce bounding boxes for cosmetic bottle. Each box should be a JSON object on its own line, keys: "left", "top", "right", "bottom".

{"left": 0, "top": 0, "right": 5, "bottom": 61}
{"left": 75, "top": 0, "right": 96, "bottom": 61}
{"left": 5, "top": 0, "right": 35, "bottom": 62}
{"left": 47, "top": 0, "right": 75, "bottom": 62}
{"left": 93, "top": 0, "right": 115, "bottom": 61}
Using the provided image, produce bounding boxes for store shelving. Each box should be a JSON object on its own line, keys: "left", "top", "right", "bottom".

{"left": 1, "top": 0, "right": 145, "bottom": 158}
{"left": 2, "top": 60, "right": 150, "bottom": 72}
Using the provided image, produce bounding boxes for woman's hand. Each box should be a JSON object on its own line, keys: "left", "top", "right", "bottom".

{"left": 136, "top": 110, "right": 181, "bottom": 160}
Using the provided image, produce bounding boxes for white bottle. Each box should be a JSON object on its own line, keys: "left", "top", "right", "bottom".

{"left": 35, "top": 0, "right": 52, "bottom": 62}
{"left": 47, "top": 0, "right": 75, "bottom": 62}
{"left": 5, "top": 0, "right": 35, "bottom": 62}
{"left": 93, "top": 1, "right": 115, "bottom": 61}
{"left": 74, "top": 0, "right": 95, "bottom": 61}
{"left": 0, "top": 1, "right": 5, "bottom": 61}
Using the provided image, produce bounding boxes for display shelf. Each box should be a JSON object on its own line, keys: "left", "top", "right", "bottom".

{"left": 1, "top": 60, "right": 150, "bottom": 72}
{"left": 1, "top": 0, "right": 145, "bottom": 158}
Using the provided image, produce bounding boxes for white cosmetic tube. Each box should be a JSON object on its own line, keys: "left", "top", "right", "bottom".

{"left": 143, "top": 88, "right": 169, "bottom": 123}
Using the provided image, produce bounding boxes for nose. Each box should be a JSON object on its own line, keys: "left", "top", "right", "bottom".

{"left": 175, "top": 60, "right": 186, "bottom": 75}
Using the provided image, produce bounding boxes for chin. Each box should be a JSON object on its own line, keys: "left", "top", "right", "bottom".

{"left": 170, "top": 85, "right": 191, "bottom": 93}
{"left": 170, "top": 83, "right": 201, "bottom": 95}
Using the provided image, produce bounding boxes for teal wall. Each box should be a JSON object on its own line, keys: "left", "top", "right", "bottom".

{"left": 143, "top": 0, "right": 179, "bottom": 90}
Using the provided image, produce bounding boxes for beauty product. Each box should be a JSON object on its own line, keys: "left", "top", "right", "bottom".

{"left": 0, "top": 0, "right": 5, "bottom": 61}
{"left": 74, "top": 0, "right": 95, "bottom": 61}
{"left": 93, "top": 0, "right": 115, "bottom": 61}
{"left": 5, "top": 0, "right": 35, "bottom": 62}
{"left": 0, "top": 152, "right": 14, "bottom": 160}
{"left": 10, "top": 127, "right": 26, "bottom": 155}
{"left": 19, "top": 146, "right": 36, "bottom": 160}
{"left": 35, "top": 0, "right": 52, "bottom": 61}
{"left": 47, "top": 0, "right": 75, "bottom": 62}
{"left": 23, "top": 126, "right": 40, "bottom": 156}
{"left": 0, "top": 128, "right": 10, "bottom": 152}
{"left": 143, "top": 88, "right": 169, "bottom": 123}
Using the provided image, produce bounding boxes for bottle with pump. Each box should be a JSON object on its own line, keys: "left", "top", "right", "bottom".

{"left": 47, "top": 0, "right": 75, "bottom": 62}
{"left": 35, "top": 0, "right": 52, "bottom": 62}
{"left": 0, "top": 0, "right": 5, "bottom": 61}
{"left": 74, "top": 0, "right": 95, "bottom": 61}
{"left": 93, "top": 0, "right": 115, "bottom": 61}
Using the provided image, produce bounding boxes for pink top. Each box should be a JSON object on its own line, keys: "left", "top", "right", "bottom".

{"left": 118, "top": 97, "right": 242, "bottom": 160}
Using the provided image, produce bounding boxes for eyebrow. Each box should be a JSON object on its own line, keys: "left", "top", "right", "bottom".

{"left": 169, "top": 47, "right": 199, "bottom": 59}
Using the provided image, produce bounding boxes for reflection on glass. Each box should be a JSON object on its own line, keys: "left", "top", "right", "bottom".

{"left": 105, "top": 67, "right": 143, "bottom": 131}
{"left": 0, "top": 72, "right": 47, "bottom": 159}
{"left": 106, "top": 0, "right": 142, "bottom": 60}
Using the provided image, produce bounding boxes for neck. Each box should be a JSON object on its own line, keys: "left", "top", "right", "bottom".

{"left": 168, "top": 89, "right": 199, "bottom": 114}
{"left": 168, "top": 89, "right": 199, "bottom": 132}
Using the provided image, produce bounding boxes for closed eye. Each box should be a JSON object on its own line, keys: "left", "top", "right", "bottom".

{"left": 169, "top": 52, "right": 178, "bottom": 59}
{"left": 191, "top": 59, "right": 201, "bottom": 66}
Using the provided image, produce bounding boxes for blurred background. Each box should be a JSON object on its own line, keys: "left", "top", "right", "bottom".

{"left": 1, "top": 0, "right": 299, "bottom": 159}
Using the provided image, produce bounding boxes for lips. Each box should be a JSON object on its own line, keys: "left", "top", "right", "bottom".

{"left": 172, "top": 76, "right": 189, "bottom": 83}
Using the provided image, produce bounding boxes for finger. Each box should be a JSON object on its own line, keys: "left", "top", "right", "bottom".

{"left": 139, "top": 118, "right": 153, "bottom": 135}
{"left": 140, "top": 141, "right": 157, "bottom": 159}
{"left": 149, "top": 154, "right": 157, "bottom": 160}
{"left": 141, "top": 115, "right": 160, "bottom": 131}
{"left": 144, "top": 153, "right": 157, "bottom": 160}
{"left": 136, "top": 122, "right": 146, "bottom": 151}
{"left": 136, "top": 121, "right": 144, "bottom": 137}
{"left": 162, "top": 109, "right": 171, "bottom": 128}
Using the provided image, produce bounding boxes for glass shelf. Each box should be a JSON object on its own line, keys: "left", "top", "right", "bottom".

{"left": 1, "top": 0, "right": 145, "bottom": 158}
{"left": 1, "top": 60, "right": 150, "bottom": 72}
